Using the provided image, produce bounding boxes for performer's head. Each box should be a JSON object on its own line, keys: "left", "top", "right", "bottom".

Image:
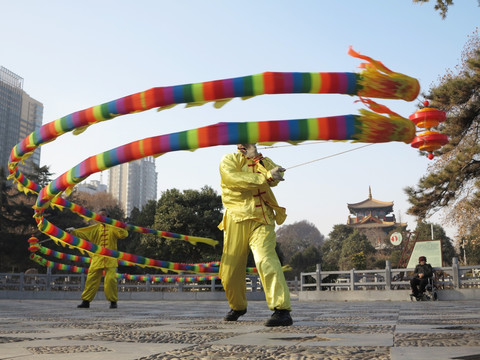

{"left": 237, "top": 143, "right": 258, "bottom": 158}
{"left": 99, "top": 208, "right": 109, "bottom": 217}
{"left": 419, "top": 256, "right": 427, "bottom": 263}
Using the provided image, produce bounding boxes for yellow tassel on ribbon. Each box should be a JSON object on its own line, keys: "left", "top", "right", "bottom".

{"left": 348, "top": 46, "right": 420, "bottom": 102}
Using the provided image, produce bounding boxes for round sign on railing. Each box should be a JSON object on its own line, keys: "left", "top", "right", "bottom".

{"left": 390, "top": 232, "right": 403, "bottom": 246}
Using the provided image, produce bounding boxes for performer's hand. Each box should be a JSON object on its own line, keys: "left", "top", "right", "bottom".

{"left": 66, "top": 227, "right": 75, "bottom": 232}
{"left": 271, "top": 166, "right": 286, "bottom": 181}
{"left": 418, "top": 273, "right": 424, "bottom": 278}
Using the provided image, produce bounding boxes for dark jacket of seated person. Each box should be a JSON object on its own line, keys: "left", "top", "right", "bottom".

{"left": 410, "top": 256, "right": 434, "bottom": 297}
{"left": 413, "top": 263, "right": 433, "bottom": 279}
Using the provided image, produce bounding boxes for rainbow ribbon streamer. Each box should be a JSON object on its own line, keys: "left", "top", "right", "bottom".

{"left": 28, "top": 239, "right": 224, "bottom": 269}
{"left": 35, "top": 221, "right": 221, "bottom": 274}
{"left": 29, "top": 241, "right": 259, "bottom": 277}
{"left": 30, "top": 254, "right": 223, "bottom": 282}
{"left": 51, "top": 197, "right": 218, "bottom": 246}
{"left": 9, "top": 48, "right": 420, "bottom": 274}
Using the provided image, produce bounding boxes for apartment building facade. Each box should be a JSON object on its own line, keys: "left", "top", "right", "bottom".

{"left": 0, "top": 66, "right": 43, "bottom": 177}
{"left": 108, "top": 156, "right": 157, "bottom": 217}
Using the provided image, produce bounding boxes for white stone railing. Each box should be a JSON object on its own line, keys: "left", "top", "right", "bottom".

{"left": 300, "top": 258, "right": 480, "bottom": 291}
{"left": 0, "top": 273, "right": 263, "bottom": 293}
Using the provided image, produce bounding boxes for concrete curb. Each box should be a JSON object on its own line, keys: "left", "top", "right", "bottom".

{"left": 0, "top": 290, "right": 266, "bottom": 301}
{"left": 299, "top": 288, "right": 480, "bottom": 301}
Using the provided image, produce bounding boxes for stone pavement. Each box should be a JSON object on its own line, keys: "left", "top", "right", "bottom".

{"left": 1, "top": 298, "right": 480, "bottom": 360}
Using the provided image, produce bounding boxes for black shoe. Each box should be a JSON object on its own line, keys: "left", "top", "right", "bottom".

{"left": 224, "top": 308, "right": 246, "bottom": 321}
{"left": 77, "top": 300, "right": 90, "bottom": 308}
{"left": 265, "top": 309, "right": 293, "bottom": 327}
{"left": 110, "top": 302, "right": 117, "bottom": 309}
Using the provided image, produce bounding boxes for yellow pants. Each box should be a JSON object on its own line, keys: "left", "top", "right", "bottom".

{"left": 81, "top": 267, "right": 118, "bottom": 302}
{"left": 219, "top": 215, "right": 291, "bottom": 311}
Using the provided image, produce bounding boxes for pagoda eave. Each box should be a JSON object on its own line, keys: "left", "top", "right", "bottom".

{"left": 349, "top": 222, "right": 399, "bottom": 229}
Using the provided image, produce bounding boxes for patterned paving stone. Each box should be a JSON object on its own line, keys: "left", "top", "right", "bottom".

{"left": 138, "top": 344, "right": 391, "bottom": 360}
{"left": 49, "top": 321, "right": 164, "bottom": 330}
{"left": 61, "top": 330, "right": 239, "bottom": 344}
{"left": 27, "top": 344, "right": 112, "bottom": 354}
{"left": 0, "top": 336, "right": 35, "bottom": 344}
{"left": 394, "top": 332, "right": 480, "bottom": 347}
{"left": 1, "top": 299, "right": 480, "bottom": 359}
{"left": 260, "top": 324, "right": 396, "bottom": 334}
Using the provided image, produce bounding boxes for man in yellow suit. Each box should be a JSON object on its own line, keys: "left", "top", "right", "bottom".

{"left": 219, "top": 143, "right": 292, "bottom": 327}
{"left": 67, "top": 209, "right": 128, "bottom": 309}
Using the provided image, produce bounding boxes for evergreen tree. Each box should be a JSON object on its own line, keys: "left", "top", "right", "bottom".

{"left": 117, "top": 200, "right": 157, "bottom": 267}
{"left": 321, "top": 225, "right": 377, "bottom": 271}
{"left": 138, "top": 186, "right": 223, "bottom": 268}
{"left": 25, "top": 164, "right": 54, "bottom": 189}
{"left": 406, "top": 31, "right": 480, "bottom": 247}
{"left": 321, "top": 225, "right": 355, "bottom": 270}
{"left": 0, "top": 168, "right": 41, "bottom": 272}
{"left": 412, "top": 0, "right": 454, "bottom": 19}
{"left": 412, "top": 0, "right": 480, "bottom": 19}
{"left": 290, "top": 245, "right": 322, "bottom": 276}
{"left": 339, "top": 230, "right": 376, "bottom": 270}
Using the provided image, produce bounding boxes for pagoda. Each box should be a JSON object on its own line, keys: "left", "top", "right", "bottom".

{"left": 346, "top": 187, "right": 407, "bottom": 249}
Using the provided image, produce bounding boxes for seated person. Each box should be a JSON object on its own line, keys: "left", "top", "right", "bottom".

{"left": 410, "top": 256, "right": 433, "bottom": 299}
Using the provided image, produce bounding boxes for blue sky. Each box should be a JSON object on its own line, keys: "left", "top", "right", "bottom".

{"left": 2, "top": 1, "right": 479, "bottom": 240}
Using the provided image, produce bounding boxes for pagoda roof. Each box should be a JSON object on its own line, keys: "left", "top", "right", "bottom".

{"left": 347, "top": 186, "right": 393, "bottom": 210}
{"left": 349, "top": 218, "right": 407, "bottom": 229}
{"left": 349, "top": 222, "right": 396, "bottom": 229}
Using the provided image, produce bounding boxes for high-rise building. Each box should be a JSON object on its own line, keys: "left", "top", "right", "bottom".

{"left": 76, "top": 179, "right": 108, "bottom": 194}
{"left": 0, "top": 66, "right": 43, "bottom": 177}
{"left": 108, "top": 156, "right": 157, "bottom": 217}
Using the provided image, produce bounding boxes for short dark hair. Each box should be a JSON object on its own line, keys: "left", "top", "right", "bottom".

{"left": 99, "top": 209, "right": 109, "bottom": 217}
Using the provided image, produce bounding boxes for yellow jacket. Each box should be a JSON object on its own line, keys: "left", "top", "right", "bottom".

{"left": 71, "top": 224, "right": 128, "bottom": 270}
{"left": 219, "top": 152, "right": 287, "bottom": 228}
